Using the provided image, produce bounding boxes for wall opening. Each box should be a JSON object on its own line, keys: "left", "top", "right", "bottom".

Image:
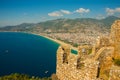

{"left": 76, "top": 57, "right": 84, "bottom": 69}
{"left": 96, "top": 63, "right": 100, "bottom": 78}
{"left": 63, "top": 53, "right": 68, "bottom": 64}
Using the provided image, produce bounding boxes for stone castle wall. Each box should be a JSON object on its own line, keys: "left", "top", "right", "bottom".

{"left": 56, "top": 20, "right": 120, "bottom": 80}
{"left": 109, "top": 65, "right": 120, "bottom": 80}
{"left": 56, "top": 46, "right": 99, "bottom": 80}
{"left": 110, "top": 20, "right": 120, "bottom": 59}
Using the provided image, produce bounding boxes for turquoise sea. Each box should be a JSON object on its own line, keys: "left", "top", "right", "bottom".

{"left": 0, "top": 32, "right": 59, "bottom": 77}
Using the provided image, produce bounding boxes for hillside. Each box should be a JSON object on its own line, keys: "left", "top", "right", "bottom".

{"left": 0, "top": 16, "right": 120, "bottom": 33}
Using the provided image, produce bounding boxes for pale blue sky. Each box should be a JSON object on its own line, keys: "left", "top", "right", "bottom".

{"left": 0, "top": 0, "right": 120, "bottom": 27}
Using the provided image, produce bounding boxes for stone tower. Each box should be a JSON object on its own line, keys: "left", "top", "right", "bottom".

{"left": 110, "top": 20, "right": 120, "bottom": 59}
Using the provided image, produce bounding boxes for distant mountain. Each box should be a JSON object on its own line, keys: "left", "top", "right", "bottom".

{"left": 0, "top": 16, "right": 120, "bottom": 33}
{"left": 100, "top": 16, "right": 120, "bottom": 28}
{"left": 0, "top": 23, "right": 35, "bottom": 31}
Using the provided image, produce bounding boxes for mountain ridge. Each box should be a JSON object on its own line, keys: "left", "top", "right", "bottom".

{"left": 0, "top": 16, "right": 120, "bottom": 33}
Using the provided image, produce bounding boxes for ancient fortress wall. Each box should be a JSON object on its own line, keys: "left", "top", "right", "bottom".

{"left": 110, "top": 20, "right": 120, "bottom": 59}
{"left": 56, "top": 46, "right": 99, "bottom": 80}
{"left": 109, "top": 65, "right": 120, "bottom": 80}
{"left": 56, "top": 20, "right": 120, "bottom": 80}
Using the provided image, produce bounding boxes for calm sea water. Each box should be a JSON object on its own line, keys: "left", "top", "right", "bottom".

{"left": 0, "top": 32, "right": 59, "bottom": 77}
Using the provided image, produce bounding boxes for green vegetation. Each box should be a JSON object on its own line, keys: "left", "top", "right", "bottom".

{"left": 0, "top": 73, "right": 59, "bottom": 80}
{"left": 113, "top": 58, "right": 120, "bottom": 66}
{"left": 88, "top": 49, "right": 92, "bottom": 54}
{"left": 0, "top": 73, "right": 52, "bottom": 80}
{"left": 73, "top": 43, "right": 79, "bottom": 47}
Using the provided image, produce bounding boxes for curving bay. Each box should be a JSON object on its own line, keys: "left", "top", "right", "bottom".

{"left": 0, "top": 32, "right": 59, "bottom": 77}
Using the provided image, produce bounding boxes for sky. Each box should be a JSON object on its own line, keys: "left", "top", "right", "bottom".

{"left": 0, "top": 0, "right": 120, "bottom": 27}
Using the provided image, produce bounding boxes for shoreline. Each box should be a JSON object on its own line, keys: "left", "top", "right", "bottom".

{"left": 0, "top": 31, "right": 78, "bottom": 51}
{"left": 37, "top": 34, "right": 78, "bottom": 51}
{"left": 26, "top": 32, "right": 78, "bottom": 51}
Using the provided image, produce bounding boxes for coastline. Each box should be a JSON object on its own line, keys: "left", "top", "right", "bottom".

{"left": 37, "top": 34, "right": 78, "bottom": 51}
{"left": 29, "top": 32, "right": 78, "bottom": 51}
{"left": 0, "top": 31, "right": 78, "bottom": 51}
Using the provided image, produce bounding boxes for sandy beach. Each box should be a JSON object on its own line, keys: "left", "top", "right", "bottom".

{"left": 31, "top": 32, "right": 78, "bottom": 51}
{"left": 38, "top": 34, "right": 78, "bottom": 51}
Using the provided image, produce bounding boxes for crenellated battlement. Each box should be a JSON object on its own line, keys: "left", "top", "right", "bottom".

{"left": 56, "top": 20, "right": 120, "bottom": 80}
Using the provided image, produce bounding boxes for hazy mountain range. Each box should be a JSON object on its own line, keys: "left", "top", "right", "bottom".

{"left": 0, "top": 16, "right": 120, "bottom": 33}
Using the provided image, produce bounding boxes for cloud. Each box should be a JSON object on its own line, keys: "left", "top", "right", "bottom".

{"left": 48, "top": 9, "right": 71, "bottom": 17}
{"left": 60, "top": 10, "right": 71, "bottom": 14}
{"left": 115, "top": 8, "right": 120, "bottom": 12}
{"left": 48, "top": 11, "right": 63, "bottom": 17}
{"left": 106, "top": 8, "right": 115, "bottom": 15}
{"left": 48, "top": 8, "right": 90, "bottom": 17}
{"left": 75, "top": 8, "right": 90, "bottom": 13}
{"left": 106, "top": 7, "right": 120, "bottom": 15}
{"left": 96, "top": 15, "right": 105, "bottom": 19}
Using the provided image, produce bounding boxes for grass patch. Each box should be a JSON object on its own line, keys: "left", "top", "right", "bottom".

{"left": 113, "top": 58, "right": 120, "bottom": 66}
{"left": 0, "top": 73, "right": 52, "bottom": 80}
